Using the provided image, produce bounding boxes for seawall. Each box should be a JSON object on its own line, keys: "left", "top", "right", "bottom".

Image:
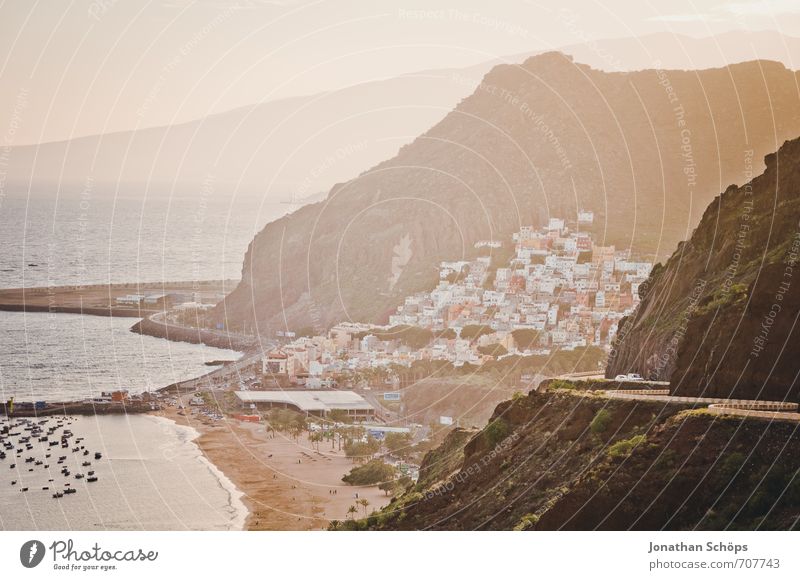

{"left": 131, "top": 316, "right": 256, "bottom": 352}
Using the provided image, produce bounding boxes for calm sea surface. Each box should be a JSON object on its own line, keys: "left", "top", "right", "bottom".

{"left": 0, "top": 311, "right": 240, "bottom": 403}
{"left": 0, "top": 194, "right": 287, "bottom": 286}
{"left": 0, "top": 194, "right": 285, "bottom": 529}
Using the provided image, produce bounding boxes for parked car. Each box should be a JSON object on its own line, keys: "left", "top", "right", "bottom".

{"left": 614, "top": 373, "right": 644, "bottom": 381}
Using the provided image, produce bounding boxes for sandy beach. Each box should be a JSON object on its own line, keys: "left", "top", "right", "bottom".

{"left": 154, "top": 406, "right": 390, "bottom": 530}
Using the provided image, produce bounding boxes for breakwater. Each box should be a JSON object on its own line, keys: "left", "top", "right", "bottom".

{"left": 0, "top": 302, "right": 151, "bottom": 317}
{"left": 2, "top": 401, "right": 155, "bottom": 417}
{"left": 131, "top": 316, "right": 256, "bottom": 352}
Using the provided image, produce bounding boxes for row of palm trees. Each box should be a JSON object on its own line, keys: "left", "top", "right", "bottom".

{"left": 347, "top": 498, "right": 371, "bottom": 519}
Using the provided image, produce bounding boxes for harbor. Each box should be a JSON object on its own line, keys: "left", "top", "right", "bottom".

{"left": 0, "top": 412, "right": 246, "bottom": 530}
{"left": 2, "top": 416, "right": 103, "bottom": 500}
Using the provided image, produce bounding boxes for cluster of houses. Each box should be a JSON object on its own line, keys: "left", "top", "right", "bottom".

{"left": 392, "top": 215, "right": 652, "bottom": 344}
{"left": 258, "top": 214, "right": 653, "bottom": 383}
{"left": 260, "top": 322, "right": 378, "bottom": 386}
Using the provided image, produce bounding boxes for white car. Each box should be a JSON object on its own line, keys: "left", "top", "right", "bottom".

{"left": 614, "top": 373, "right": 644, "bottom": 381}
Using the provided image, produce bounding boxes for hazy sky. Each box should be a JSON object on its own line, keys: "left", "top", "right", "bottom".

{"left": 2, "top": 0, "right": 800, "bottom": 145}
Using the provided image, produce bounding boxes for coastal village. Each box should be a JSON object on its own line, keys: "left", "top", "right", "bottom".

{"left": 254, "top": 213, "right": 653, "bottom": 384}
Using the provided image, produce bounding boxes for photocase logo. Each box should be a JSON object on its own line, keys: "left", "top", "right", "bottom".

{"left": 20, "top": 540, "right": 46, "bottom": 568}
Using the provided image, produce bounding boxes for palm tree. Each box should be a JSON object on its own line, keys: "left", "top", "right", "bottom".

{"left": 357, "top": 498, "right": 370, "bottom": 516}
{"left": 347, "top": 505, "right": 358, "bottom": 520}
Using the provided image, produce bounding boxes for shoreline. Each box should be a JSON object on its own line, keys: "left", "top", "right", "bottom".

{"left": 146, "top": 414, "right": 249, "bottom": 531}
{"left": 151, "top": 405, "right": 391, "bottom": 530}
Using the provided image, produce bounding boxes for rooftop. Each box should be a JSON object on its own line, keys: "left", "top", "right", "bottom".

{"left": 234, "top": 390, "right": 374, "bottom": 412}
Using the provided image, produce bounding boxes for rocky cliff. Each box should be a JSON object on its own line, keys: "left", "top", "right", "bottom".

{"left": 357, "top": 389, "right": 800, "bottom": 530}
{"left": 217, "top": 53, "right": 800, "bottom": 333}
{"left": 607, "top": 137, "right": 800, "bottom": 402}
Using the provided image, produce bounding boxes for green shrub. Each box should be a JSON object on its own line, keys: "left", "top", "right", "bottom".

{"left": 484, "top": 418, "right": 510, "bottom": 447}
{"left": 717, "top": 452, "right": 746, "bottom": 481}
{"left": 342, "top": 460, "right": 396, "bottom": 485}
{"left": 343, "top": 435, "right": 381, "bottom": 462}
{"left": 513, "top": 513, "right": 540, "bottom": 531}
{"left": 608, "top": 435, "right": 646, "bottom": 458}
{"left": 548, "top": 379, "right": 576, "bottom": 390}
{"left": 590, "top": 409, "right": 612, "bottom": 435}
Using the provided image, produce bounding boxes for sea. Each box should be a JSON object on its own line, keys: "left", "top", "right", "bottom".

{"left": 0, "top": 193, "right": 292, "bottom": 530}
{"left": 0, "top": 311, "right": 241, "bottom": 403}
{"left": 0, "top": 194, "right": 287, "bottom": 286}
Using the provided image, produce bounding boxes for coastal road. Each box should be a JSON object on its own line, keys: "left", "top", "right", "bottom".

{"left": 546, "top": 372, "right": 800, "bottom": 421}
{"left": 589, "top": 389, "right": 800, "bottom": 422}
{"left": 164, "top": 346, "right": 274, "bottom": 394}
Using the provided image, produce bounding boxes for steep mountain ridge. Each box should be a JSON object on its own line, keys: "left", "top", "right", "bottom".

{"left": 607, "top": 137, "right": 800, "bottom": 402}
{"left": 217, "top": 53, "right": 800, "bottom": 332}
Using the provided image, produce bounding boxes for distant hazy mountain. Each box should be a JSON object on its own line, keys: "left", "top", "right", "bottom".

{"left": 608, "top": 136, "right": 800, "bottom": 402}
{"left": 215, "top": 52, "right": 800, "bottom": 334}
{"left": 6, "top": 31, "right": 800, "bottom": 203}
{"left": 2, "top": 69, "right": 486, "bottom": 200}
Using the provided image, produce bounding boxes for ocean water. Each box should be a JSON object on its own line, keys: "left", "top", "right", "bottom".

{"left": 0, "top": 311, "right": 240, "bottom": 403}
{"left": 0, "top": 194, "right": 288, "bottom": 287}
{"left": 0, "top": 194, "right": 279, "bottom": 529}
{"left": 0, "top": 414, "right": 246, "bottom": 530}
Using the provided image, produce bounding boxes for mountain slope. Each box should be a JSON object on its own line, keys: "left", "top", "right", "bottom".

{"left": 608, "top": 137, "right": 800, "bottom": 402}
{"left": 216, "top": 53, "right": 800, "bottom": 333}
{"left": 356, "top": 389, "right": 800, "bottom": 530}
